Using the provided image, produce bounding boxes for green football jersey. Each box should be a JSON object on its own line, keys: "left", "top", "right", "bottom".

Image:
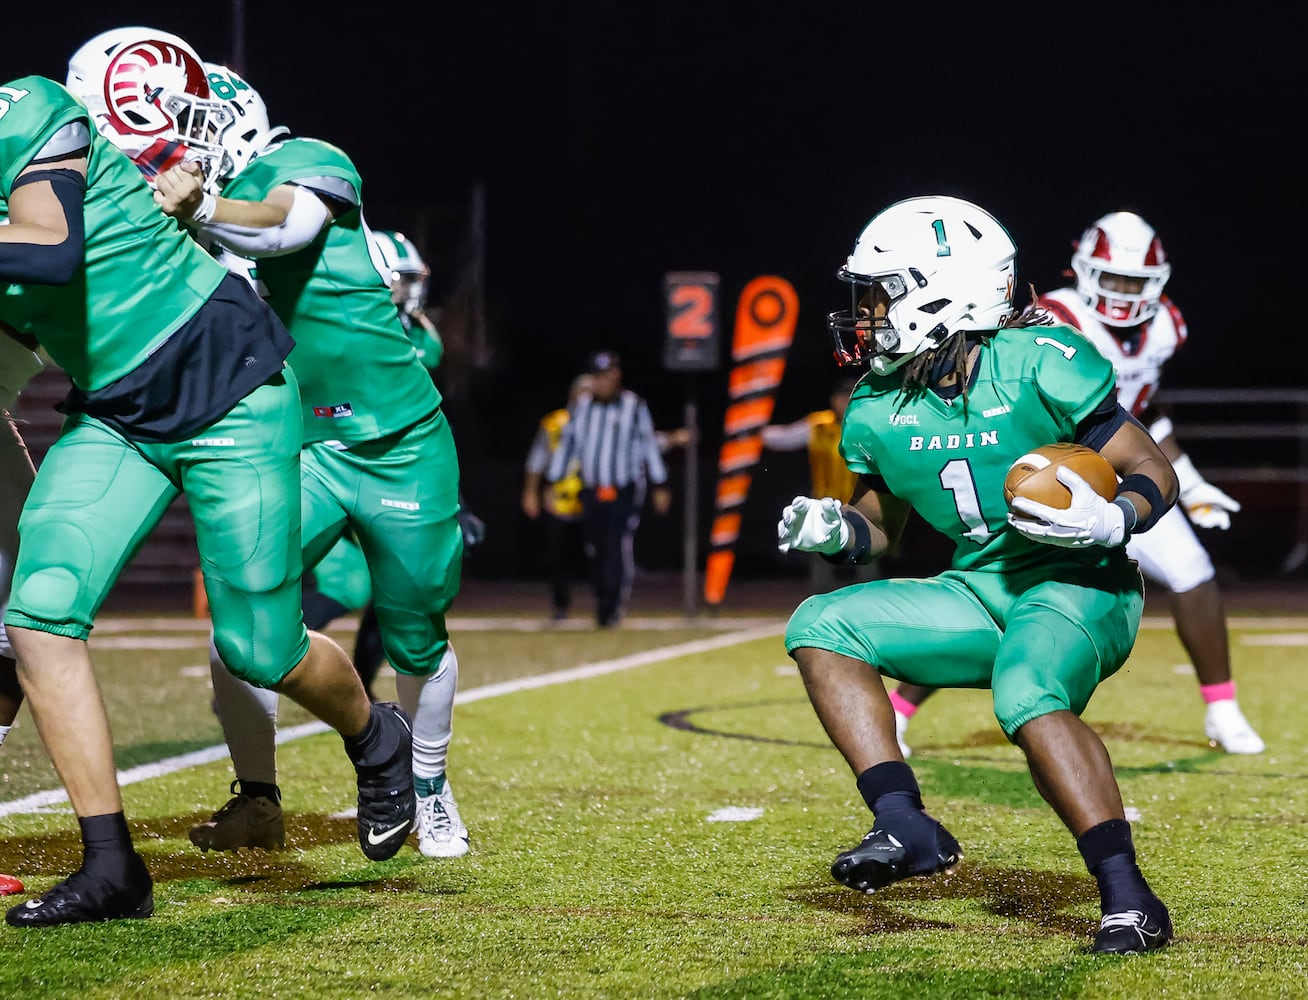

{"left": 0, "top": 76, "right": 225, "bottom": 391}
{"left": 841, "top": 325, "right": 1120, "bottom": 575}
{"left": 221, "top": 138, "right": 439, "bottom": 444}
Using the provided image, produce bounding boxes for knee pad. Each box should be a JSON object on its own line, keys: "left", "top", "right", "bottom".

{"left": 209, "top": 588, "right": 310, "bottom": 688}
{"left": 6, "top": 520, "right": 97, "bottom": 635}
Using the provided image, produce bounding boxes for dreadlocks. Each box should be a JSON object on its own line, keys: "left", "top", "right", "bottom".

{"left": 899, "top": 330, "right": 973, "bottom": 401}
{"left": 897, "top": 283, "right": 1053, "bottom": 402}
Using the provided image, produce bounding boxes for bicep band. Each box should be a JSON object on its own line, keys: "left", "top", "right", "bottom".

{"left": 0, "top": 169, "right": 85, "bottom": 284}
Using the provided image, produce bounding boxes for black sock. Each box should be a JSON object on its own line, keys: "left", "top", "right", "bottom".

{"left": 1077, "top": 818, "right": 1156, "bottom": 914}
{"left": 342, "top": 702, "right": 403, "bottom": 767}
{"left": 856, "top": 761, "right": 924, "bottom": 814}
{"left": 239, "top": 780, "right": 281, "bottom": 805}
{"left": 343, "top": 702, "right": 380, "bottom": 759}
{"left": 78, "top": 812, "right": 141, "bottom": 883}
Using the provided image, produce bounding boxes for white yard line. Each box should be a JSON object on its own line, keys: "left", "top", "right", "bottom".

{"left": 6, "top": 613, "right": 1305, "bottom": 817}
{"left": 0, "top": 623, "right": 784, "bottom": 818}
{"left": 87, "top": 614, "right": 1308, "bottom": 634}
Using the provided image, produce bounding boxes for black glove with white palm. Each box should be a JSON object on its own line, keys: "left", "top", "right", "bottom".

{"left": 777, "top": 496, "right": 850, "bottom": 555}
{"left": 1008, "top": 467, "right": 1132, "bottom": 548}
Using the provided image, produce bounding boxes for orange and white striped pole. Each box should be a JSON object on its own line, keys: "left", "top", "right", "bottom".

{"left": 703, "top": 276, "right": 798, "bottom": 607}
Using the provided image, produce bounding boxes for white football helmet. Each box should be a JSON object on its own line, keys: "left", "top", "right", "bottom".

{"left": 828, "top": 195, "right": 1016, "bottom": 375}
{"left": 370, "top": 229, "right": 430, "bottom": 314}
{"left": 1071, "top": 211, "right": 1171, "bottom": 328}
{"left": 203, "top": 63, "right": 289, "bottom": 181}
{"left": 66, "top": 28, "right": 233, "bottom": 188}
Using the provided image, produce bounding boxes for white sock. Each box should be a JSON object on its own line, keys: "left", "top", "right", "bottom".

{"left": 0, "top": 723, "right": 9, "bottom": 747}
{"left": 209, "top": 636, "right": 281, "bottom": 785}
{"left": 395, "top": 644, "right": 457, "bottom": 784}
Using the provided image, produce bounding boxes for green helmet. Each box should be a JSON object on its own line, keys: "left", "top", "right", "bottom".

{"left": 369, "top": 228, "right": 429, "bottom": 315}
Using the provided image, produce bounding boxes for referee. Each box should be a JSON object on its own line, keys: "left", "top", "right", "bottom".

{"left": 547, "top": 351, "right": 670, "bottom": 627}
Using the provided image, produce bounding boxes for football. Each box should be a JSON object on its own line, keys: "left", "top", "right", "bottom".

{"left": 1004, "top": 443, "right": 1117, "bottom": 517}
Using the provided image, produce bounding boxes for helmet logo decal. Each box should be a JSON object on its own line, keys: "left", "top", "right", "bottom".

{"left": 931, "top": 219, "right": 951, "bottom": 257}
{"left": 1089, "top": 227, "right": 1112, "bottom": 261}
{"left": 103, "top": 38, "right": 210, "bottom": 135}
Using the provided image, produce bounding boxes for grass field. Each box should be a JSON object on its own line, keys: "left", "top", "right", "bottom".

{"left": 2, "top": 609, "right": 1307, "bottom": 998}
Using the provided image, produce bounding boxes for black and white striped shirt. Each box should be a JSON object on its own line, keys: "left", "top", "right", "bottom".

{"left": 547, "top": 389, "right": 668, "bottom": 490}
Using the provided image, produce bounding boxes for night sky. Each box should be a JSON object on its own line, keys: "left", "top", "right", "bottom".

{"left": 7, "top": 5, "right": 1305, "bottom": 575}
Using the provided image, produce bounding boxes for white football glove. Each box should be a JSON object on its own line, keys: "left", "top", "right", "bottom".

{"left": 1008, "top": 467, "right": 1127, "bottom": 548}
{"left": 1172, "top": 454, "right": 1240, "bottom": 530}
{"left": 777, "top": 496, "right": 850, "bottom": 555}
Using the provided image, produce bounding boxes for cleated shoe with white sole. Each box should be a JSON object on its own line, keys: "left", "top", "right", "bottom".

{"left": 831, "top": 815, "right": 962, "bottom": 894}
{"left": 350, "top": 702, "right": 417, "bottom": 861}
{"left": 416, "top": 777, "right": 470, "bottom": 858}
{"left": 1092, "top": 905, "right": 1173, "bottom": 955}
{"left": 1204, "top": 700, "right": 1265, "bottom": 754}
{"left": 189, "top": 780, "right": 285, "bottom": 853}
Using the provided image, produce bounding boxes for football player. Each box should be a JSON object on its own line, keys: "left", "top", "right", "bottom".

{"left": 890, "top": 212, "right": 1263, "bottom": 756}
{"left": 781, "top": 195, "right": 1178, "bottom": 954}
{"left": 0, "top": 328, "right": 41, "bottom": 748}
{"left": 0, "top": 326, "right": 43, "bottom": 900}
{"left": 370, "top": 228, "right": 444, "bottom": 370}
{"left": 0, "top": 69, "right": 412, "bottom": 927}
{"left": 125, "top": 57, "right": 470, "bottom": 860}
{"left": 306, "top": 230, "right": 483, "bottom": 701}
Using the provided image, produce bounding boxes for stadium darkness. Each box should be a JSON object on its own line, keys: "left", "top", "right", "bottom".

{"left": 6, "top": 4, "right": 1305, "bottom": 578}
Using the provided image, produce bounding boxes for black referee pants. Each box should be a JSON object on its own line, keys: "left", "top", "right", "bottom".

{"left": 579, "top": 484, "right": 638, "bottom": 627}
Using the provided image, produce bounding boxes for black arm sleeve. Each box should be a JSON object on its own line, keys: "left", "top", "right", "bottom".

{"left": 1073, "top": 393, "right": 1131, "bottom": 452}
{"left": 0, "top": 169, "right": 86, "bottom": 285}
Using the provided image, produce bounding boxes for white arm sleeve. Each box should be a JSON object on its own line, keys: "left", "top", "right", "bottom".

{"left": 1147, "top": 415, "right": 1174, "bottom": 444}
{"left": 202, "top": 186, "right": 331, "bottom": 258}
{"left": 762, "top": 419, "right": 811, "bottom": 451}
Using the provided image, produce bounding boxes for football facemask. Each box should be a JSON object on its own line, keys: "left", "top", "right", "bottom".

{"left": 67, "top": 28, "right": 233, "bottom": 189}
{"left": 370, "top": 229, "right": 431, "bottom": 314}
{"left": 828, "top": 195, "right": 1016, "bottom": 375}
{"left": 1071, "top": 211, "right": 1171, "bottom": 328}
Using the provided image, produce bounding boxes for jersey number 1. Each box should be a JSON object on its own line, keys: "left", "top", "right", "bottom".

{"left": 0, "top": 87, "right": 30, "bottom": 121}
{"left": 940, "top": 458, "right": 991, "bottom": 543}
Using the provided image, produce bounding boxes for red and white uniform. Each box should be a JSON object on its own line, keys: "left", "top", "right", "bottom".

{"left": 1038, "top": 288, "right": 1212, "bottom": 593}
{"left": 1040, "top": 287, "right": 1187, "bottom": 418}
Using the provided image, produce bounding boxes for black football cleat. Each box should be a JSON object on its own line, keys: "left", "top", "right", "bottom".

{"left": 1092, "top": 905, "right": 1173, "bottom": 955}
{"left": 349, "top": 702, "right": 416, "bottom": 861}
{"left": 831, "top": 817, "right": 962, "bottom": 894}
{"left": 5, "top": 858, "right": 153, "bottom": 928}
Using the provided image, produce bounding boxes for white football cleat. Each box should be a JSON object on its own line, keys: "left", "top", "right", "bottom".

{"left": 416, "top": 777, "right": 470, "bottom": 858}
{"left": 1204, "top": 700, "right": 1265, "bottom": 754}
